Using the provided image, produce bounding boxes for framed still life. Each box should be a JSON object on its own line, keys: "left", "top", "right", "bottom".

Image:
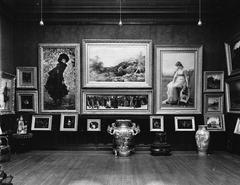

{"left": 31, "top": 115, "right": 52, "bottom": 131}
{"left": 60, "top": 113, "right": 78, "bottom": 131}
{"left": 204, "top": 114, "right": 225, "bottom": 131}
{"left": 155, "top": 46, "right": 203, "bottom": 114}
{"left": 0, "top": 71, "right": 15, "bottom": 115}
{"left": 203, "top": 71, "right": 224, "bottom": 92}
{"left": 16, "top": 90, "right": 38, "bottom": 112}
{"left": 234, "top": 118, "right": 240, "bottom": 134}
{"left": 226, "top": 76, "right": 240, "bottom": 113}
{"left": 174, "top": 116, "right": 195, "bottom": 131}
{"left": 16, "top": 67, "right": 37, "bottom": 89}
{"left": 204, "top": 93, "right": 224, "bottom": 114}
{"left": 225, "top": 35, "right": 240, "bottom": 76}
{"left": 38, "top": 43, "right": 80, "bottom": 113}
{"left": 82, "top": 90, "right": 152, "bottom": 115}
{"left": 150, "top": 116, "right": 164, "bottom": 132}
{"left": 82, "top": 39, "right": 152, "bottom": 88}
{"left": 87, "top": 119, "right": 101, "bottom": 131}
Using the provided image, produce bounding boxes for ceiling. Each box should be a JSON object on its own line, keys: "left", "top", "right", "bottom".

{"left": 1, "top": 0, "right": 239, "bottom": 25}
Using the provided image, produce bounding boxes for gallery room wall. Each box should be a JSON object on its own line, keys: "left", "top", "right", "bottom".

{"left": 0, "top": 22, "right": 227, "bottom": 151}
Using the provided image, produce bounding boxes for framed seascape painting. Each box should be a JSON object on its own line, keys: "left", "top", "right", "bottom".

{"left": 203, "top": 71, "right": 224, "bottom": 92}
{"left": 87, "top": 119, "right": 101, "bottom": 131}
{"left": 39, "top": 43, "right": 80, "bottom": 113}
{"left": 204, "top": 114, "right": 225, "bottom": 131}
{"left": 226, "top": 76, "right": 240, "bottom": 113}
{"left": 234, "top": 118, "right": 240, "bottom": 134}
{"left": 150, "top": 116, "right": 164, "bottom": 132}
{"left": 0, "top": 71, "right": 15, "bottom": 115}
{"left": 82, "top": 90, "right": 152, "bottom": 115}
{"left": 155, "top": 46, "right": 203, "bottom": 114}
{"left": 16, "top": 90, "right": 38, "bottom": 113}
{"left": 16, "top": 67, "right": 37, "bottom": 89}
{"left": 60, "top": 113, "right": 78, "bottom": 131}
{"left": 31, "top": 115, "right": 52, "bottom": 131}
{"left": 225, "top": 35, "right": 240, "bottom": 76}
{"left": 174, "top": 116, "right": 195, "bottom": 131}
{"left": 82, "top": 39, "right": 152, "bottom": 88}
{"left": 204, "top": 93, "right": 224, "bottom": 114}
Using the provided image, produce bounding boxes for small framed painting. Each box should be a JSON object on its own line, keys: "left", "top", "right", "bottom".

{"left": 87, "top": 119, "right": 101, "bottom": 131}
{"left": 174, "top": 116, "right": 195, "bottom": 131}
{"left": 150, "top": 116, "right": 164, "bottom": 132}
{"left": 234, "top": 118, "right": 240, "bottom": 134}
{"left": 16, "top": 90, "right": 38, "bottom": 112}
{"left": 204, "top": 93, "right": 224, "bottom": 114}
{"left": 204, "top": 71, "right": 224, "bottom": 92}
{"left": 60, "top": 113, "right": 78, "bottom": 131}
{"left": 226, "top": 76, "right": 240, "bottom": 113}
{"left": 16, "top": 67, "right": 37, "bottom": 89}
{"left": 204, "top": 114, "right": 225, "bottom": 131}
{"left": 0, "top": 71, "right": 15, "bottom": 115}
{"left": 31, "top": 115, "right": 52, "bottom": 131}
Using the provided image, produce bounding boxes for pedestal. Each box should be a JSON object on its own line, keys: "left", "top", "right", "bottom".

{"left": 150, "top": 132, "right": 171, "bottom": 156}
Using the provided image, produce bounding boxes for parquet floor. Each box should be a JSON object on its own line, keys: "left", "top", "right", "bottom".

{"left": 1, "top": 151, "right": 240, "bottom": 185}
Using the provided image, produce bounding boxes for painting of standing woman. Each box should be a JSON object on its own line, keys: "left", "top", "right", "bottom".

{"left": 39, "top": 44, "right": 80, "bottom": 112}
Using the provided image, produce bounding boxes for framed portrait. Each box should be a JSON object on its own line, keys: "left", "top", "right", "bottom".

{"left": 60, "top": 113, "right": 78, "bottom": 131}
{"left": 225, "top": 36, "right": 240, "bottom": 76}
{"left": 174, "top": 116, "right": 195, "bottom": 131}
{"left": 203, "top": 71, "right": 224, "bottom": 92}
{"left": 155, "top": 46, "right": 203, "bottom": 114}
{"left": 234, "top": 118, "right": 240, "bottom": 134}
{"left": 87, "top": 119, "right": 101, "bottom": 131}
{"left": 38, "top": 43, "right": 80, "bottom": 113}
{"left": 150, "top": 116, "right": 164, "bottom": 132}
{"left": 82, "top": 39, "right": 152, "bottom": 88}
{"left": 31, "top": 115, "right": 52, "bottom": 131}
{"left": 82, "top": 90, "right": 152, "bottom": 115}
{"left": 16, "top": 67, "right": 37, "bottom": 89}
{"left": 204, "top": 114, "right": 225, "bottom": 131}
{"left": 204, "top": 93, "right": 224, "bottom": 114}
{"left": 0, "top": 71, "right": 15, "bottom": 115}
{"left": 226, "top": 76, "right": 240, "bottom": 113}
{"left": 16, "top": 90, "right": 38, "bottom": 112}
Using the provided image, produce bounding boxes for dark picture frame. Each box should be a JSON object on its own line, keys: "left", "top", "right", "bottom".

{"left": 16, "top": 67, "right": 37, "bottom": 89}
{"left": 204, "top": 71, "right": 224, "bottom": 92}
{"left": 60, "top": 113, "right": 78, "bottom": 131}
{"left": 87, "top": 119, "right": 101, "bottom": 131}
{"left": 226, "top": 76, "right": 240, "bottom": 113}
{"left": 234, "top": 118, "right": 240, "bottom": 134}
{"left": 31, "top": 115, "right": 52, "bottom": 131}
{"left": 16, "top": 90, "right": 38, "bottom": 112}
{"left": 174, "top": 116, "right": 195, "bottom": 131}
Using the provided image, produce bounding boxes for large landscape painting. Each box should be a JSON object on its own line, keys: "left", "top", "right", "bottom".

{"left": 83, "top": 39, "right": 152, "bottom": 88}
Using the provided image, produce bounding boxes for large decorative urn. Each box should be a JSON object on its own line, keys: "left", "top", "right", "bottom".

{"left": 195, "top": 125, "right": 210, "bottom": 156}
{"left": 107, "top": 119, "right": 140, "bottom": 157}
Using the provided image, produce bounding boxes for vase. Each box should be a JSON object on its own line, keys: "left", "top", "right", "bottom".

{"left": 107, "top": 119, "right": 140, "bottom": 157}
{"left": 195, "top": 125, "right": 210, "bottom": 156}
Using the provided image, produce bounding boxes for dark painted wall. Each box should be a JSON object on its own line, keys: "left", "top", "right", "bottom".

{"left": 0, "top": 15, "right": 14, "bottom": 73}
{"left": 1, "top": 22, "right": 228, "bottom": 151}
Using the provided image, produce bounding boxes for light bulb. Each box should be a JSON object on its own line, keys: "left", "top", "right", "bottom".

{"left": 119, "top": 19, "right": 123, "bottom": 26}
{"left": 39, "top": 19, "right": 44, "bottom": 26}
{"left": 197, "top": 19, "right": 202, "bottom": 26}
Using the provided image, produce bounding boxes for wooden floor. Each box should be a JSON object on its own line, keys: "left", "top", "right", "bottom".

{"left": 1, "top": 151, "right": 240, "bottom": 185}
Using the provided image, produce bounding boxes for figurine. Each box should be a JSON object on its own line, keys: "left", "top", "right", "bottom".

{"left": 17, "top": 116, "right": 27, "bottom": 134}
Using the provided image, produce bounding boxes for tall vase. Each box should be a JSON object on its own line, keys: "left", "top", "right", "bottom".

{"left": 195, "top": 125, "right": 210, "bottom": 156}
